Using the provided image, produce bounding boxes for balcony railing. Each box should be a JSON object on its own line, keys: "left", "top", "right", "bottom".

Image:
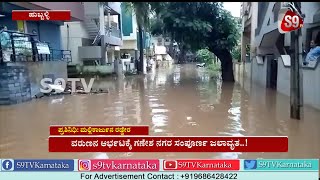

{"left": 0, "top": 30, "right": 71, "bottom": 63}
{"left": 105, "top": 25, "right": 121, "bottom": 38}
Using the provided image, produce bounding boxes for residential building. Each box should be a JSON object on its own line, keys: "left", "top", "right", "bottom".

{"left": 120, "top": 4, "right": 138, "bottom": 59}
{"left": 238, "top": 2, "right": 320, "bottom": 110}
{"left": 0, "top": 2, "right": 83, "bottom": 49}
{"left": 60, "top": 2, "right": 123, "bottom": 75}
{"left": 0, "top": 2, "right": 84, "bottom": 105}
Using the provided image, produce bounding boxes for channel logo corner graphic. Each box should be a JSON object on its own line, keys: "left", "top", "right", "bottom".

{"left": 244, "top": 160, "right": 257, "bottom": 170}
{"left": 78, "top": 159, "right": 91, "bottom": 171}
{"left": 163, "top": 160, "right": 177, "bottom": 170}
{"left": 278, "top": 7, "right": 304, "bottom": 34}
{"left": 1, "top": 159, "right": 14, "bottom": 171}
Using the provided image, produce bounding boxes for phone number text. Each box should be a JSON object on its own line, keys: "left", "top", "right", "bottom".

{"left": 179, "top": 173, "right": 238, "bottom": 179}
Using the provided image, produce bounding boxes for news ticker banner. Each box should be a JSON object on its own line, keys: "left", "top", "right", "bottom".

{"left": 0, "top": 159, "right": 318, "bottom": 180}
{"left": 49, "top": 136, "right": 288, "bottom": 152}
{"left": 0, "top": 159, "right": 318, "bottom": 172}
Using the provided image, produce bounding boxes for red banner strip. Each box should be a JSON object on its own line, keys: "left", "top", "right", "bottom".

{"left": 50, "top": 126, "right": 149, "bottom": 136}
{"left": 12, "top": 10, "right": 71, "bottom": 21}
{"left": 48, "top": 136, "right": 288, "bottom": 152}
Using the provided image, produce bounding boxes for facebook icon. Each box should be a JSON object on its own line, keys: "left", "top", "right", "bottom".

{"left": 2, "top": 159, "right": 14, "bottom": 171}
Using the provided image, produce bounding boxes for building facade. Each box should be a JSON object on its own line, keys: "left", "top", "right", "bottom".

{"left": 60, "top": 2, "right": 122, "bottom": 74}
{"left": 120, "top": 4, "right": 138, "bottom": 59}
{"left": 0, "top": 2, "right": 84, "bottom": 105}
{"left": 0, "top": 2, "right": 83, "bottom": 51}
{"left": 239, "top": 2, "right": 320, "bottom": 110}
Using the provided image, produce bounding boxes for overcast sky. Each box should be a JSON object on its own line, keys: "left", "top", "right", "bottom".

{"left": 223, "top": 2, "right": 241, "bottom": 17}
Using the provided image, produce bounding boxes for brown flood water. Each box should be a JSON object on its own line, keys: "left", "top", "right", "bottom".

{"left": 0, "top": 64, "right": 320, "bottom": 159}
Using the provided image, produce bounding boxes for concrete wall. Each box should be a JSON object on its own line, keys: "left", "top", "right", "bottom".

{"left": 82, "top": 65, "right": 114, "bottom": 75}
{"left": 0, "top": 63, "right": 31, "bottom": 105}
{"left": 302, "top": 65, "right": 320, "bottom": 110}
{"left": 107, "top": 50, "right": 115, "bottom": 63}
{"left": 244, "top": 62, "right": 252, "bottom": 79}
{"left": 121, "top": 40, "right": 137, "bottom": 50}
{"left": 0, "top": 61, "right": 66, "bottom": 105}
{"left": 78, "top": 46, "right": 102, "bottom": 59}
{"left": 251, "top": 57, "right": 267, "bottom": 87}
{"left": 277, "top": 58, "right": 290, "bottom": 96}
{"left": 25, "top": 61, "right": 67, "bottom": 97}
{"left": 302, "top": 3, "right": 320, "bottom": 24}
{"left": 60, "top": 22, "right": 90, "bottom": 65}
{"left": 276, "top": 59, "right": 320, "bottom": 110}
{"left": 105, "top": 35, "right": 123, "bottom": 46}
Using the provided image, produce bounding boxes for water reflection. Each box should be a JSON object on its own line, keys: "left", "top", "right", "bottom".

{"left": 0, "top": 64, "right": 320, "bottom": 160}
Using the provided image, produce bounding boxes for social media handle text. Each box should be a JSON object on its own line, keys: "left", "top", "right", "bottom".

{"left": 80, "top": 173, "right": 175, "bottom": 179}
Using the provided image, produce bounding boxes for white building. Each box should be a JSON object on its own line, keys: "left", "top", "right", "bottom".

{"left": 119, "top": 4, "right": 138, "bottom": 60}
{"left": 60, "top": 2, "right": 123, "bottom": 69}
{"left": 238, "top": 2, "right": 320, "bottom": 110}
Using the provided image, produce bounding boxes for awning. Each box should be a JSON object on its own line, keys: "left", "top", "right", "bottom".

{"left": 313, "top": 9, "right": 320, "bottom": 23}
{"left": 259, "top": 29, "right": 280, "bottom": 47}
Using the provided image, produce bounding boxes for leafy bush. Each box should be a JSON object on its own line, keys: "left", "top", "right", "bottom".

{"left": 231, "top": 45, "right": 241, "bottom": 62}
{"left": 196, "top": 48, "right": 214, "bottom": 64}
{"left": 207, "top": 62, "right": 221, "bottom": 77}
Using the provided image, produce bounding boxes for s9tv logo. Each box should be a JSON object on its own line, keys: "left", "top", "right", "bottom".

{"left": 278, "top": 4, "right": 304, "bottom": 34}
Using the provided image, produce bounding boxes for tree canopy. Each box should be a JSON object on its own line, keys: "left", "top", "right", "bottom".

{"left": 149, "top": 2, "right": 240, "bottom": 81}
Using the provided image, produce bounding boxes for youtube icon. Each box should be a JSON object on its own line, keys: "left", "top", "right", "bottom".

{"left": 163, "top": 160, "right": 177, "bottom": 170}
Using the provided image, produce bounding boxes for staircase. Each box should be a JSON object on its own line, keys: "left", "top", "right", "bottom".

{"left": 84, "top": 16, "right": 100, "bottom": 40}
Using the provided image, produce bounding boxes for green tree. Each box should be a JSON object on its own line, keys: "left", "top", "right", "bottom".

{"left": 122, "top": 2, "right": 165, "bottom": 73}
{"left": 151, "top": 2, "right": 240, "bottom": 82}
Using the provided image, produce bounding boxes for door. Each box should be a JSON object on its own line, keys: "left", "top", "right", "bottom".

{"left": 266, "top": 55, "right": 278, "bottom": 89}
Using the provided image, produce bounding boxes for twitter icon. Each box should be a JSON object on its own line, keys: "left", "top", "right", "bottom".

{"left": 244, "top": 160, "right": 257, "bottom": 170}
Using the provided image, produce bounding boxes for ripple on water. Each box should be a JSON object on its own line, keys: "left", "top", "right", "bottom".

{"left": 152, "top": 114, "right": 168, "bottom": 127}
{"left": 152, "top": 109, "right": 169, "bottom": 114}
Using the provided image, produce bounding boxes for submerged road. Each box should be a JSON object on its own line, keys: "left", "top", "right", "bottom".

{"left": 0, "top": 64, "right": 319, "bottom": 159}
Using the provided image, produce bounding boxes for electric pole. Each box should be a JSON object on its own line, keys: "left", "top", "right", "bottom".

{"left": 289, "top": 2, "right": 302, "bottom": 120}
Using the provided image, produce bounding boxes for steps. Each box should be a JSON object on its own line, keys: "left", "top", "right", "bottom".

{"left": 84, "top": 16, "right": 100, "bottom": 40}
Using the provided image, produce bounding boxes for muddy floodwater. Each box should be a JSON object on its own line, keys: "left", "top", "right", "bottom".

{"left": 0, "top": 64, "right": 320, "bottom": 159}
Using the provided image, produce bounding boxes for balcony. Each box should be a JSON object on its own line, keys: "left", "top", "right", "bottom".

{"left": 104, "top": 25, "right": 122, "bottom": 46}
{"left": 0, "top": 30, "right": 71, "bottom": 63}
{"left": 111, "top": 28, "right": 121, "bottom": 38}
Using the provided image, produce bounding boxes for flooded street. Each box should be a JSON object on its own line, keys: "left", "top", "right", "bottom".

{"left": 0, "top": 64, "right": 320, "bottom": 159}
